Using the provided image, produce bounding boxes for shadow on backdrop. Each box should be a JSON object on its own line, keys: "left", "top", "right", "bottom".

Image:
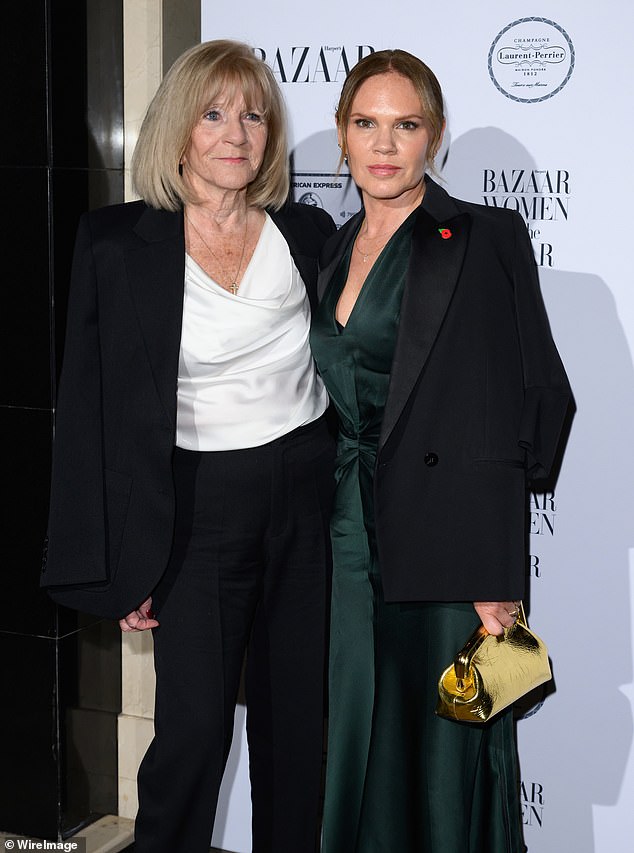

{"left": 442, "top": 127, "right": 634, "bottom": 853}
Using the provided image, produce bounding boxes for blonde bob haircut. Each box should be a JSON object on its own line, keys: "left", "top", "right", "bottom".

{"left": 132, "top": 40, "right": 289, "bottom": 211}
{"left": 335, "top": 49, "right": 445, "bottom": 174}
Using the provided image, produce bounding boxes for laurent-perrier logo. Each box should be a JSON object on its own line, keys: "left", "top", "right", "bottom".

{"left": 488, "top": 18, "right": 575, "bottom": 103}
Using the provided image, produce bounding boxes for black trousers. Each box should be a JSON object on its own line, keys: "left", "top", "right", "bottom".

{"left": 134, "top": 417, "right": 334, "bottom": 853}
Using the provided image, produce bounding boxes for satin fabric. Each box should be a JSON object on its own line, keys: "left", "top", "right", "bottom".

{"left": 176, "top": 214, "right": 327, "bottom": 451}
{"left": 311, "top": 212, "right": 524, "bottom": 853}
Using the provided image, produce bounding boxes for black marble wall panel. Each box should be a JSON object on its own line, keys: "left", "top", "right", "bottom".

{"left": 0, "top": 167, "right": 52, "bottom": 410}
{"left": 1, "top": 3, "right": 47, "bottom": 167}
{"left": 0, "top": 619, "right": 121, "bottom": 838}
{"left": 2, "top": 407, "right": 56, "bottom": 636}
{"left": 0, "top": 632, "right": 59, "bottom": 838}
{"left": 49, "top": 2, "right": 89, "bottom": 169}
{"left": 0, "top": 0, "right": 123, "bottom": 840}
{"left": 85, "top": 0, "right": 125, "bottom": 172}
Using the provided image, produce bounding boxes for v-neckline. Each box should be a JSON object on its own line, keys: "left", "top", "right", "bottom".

{"left": 334, "top": 211, "right": 416, "bottom": 333}
{"left": 334, "top": 221, "right": 383, "bottom": 332}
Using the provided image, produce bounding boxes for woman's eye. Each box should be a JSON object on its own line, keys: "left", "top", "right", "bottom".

{"left": 397, "top": 120, "right": 419, "bottom": 130}
{"left": 353, "top": 118, "right": 374, "bottom": 128}
{"left": 243, "top": 112, "right": 264, "bottom": 124}
{"left": 203, "top": 109, "right": 221, "bottom": 121}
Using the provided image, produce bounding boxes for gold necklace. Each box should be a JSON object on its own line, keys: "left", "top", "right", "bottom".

{"left": 186, "top": 213, "right": 248, "bottom": 294}
{"left": 354, "top": 223, "right": 397, "bottom": 263}
{"left": 354, "top": 241, "right": 376, "bottom": 263}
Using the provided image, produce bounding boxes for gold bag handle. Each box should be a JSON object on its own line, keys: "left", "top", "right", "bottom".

{"left": 454, "top": 603, "right": 528, "bottom": 687}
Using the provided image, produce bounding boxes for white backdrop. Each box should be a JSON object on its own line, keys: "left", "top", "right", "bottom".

{"left": 201, "top": 2, "right": 634, "bottom": 850}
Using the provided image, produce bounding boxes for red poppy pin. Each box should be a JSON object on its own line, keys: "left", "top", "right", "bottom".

{"left": 438, "top": 227, "right": 452, "bottom": 240}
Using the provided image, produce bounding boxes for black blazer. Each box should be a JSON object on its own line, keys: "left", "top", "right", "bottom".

{"left": 317, "top": 177, "right": 572, "bottom": 603}
{"left": 42, "top": 200, "right": 336, "bottom": 619}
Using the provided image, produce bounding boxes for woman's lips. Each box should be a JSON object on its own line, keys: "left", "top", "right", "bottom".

{"left": 368, "top": 164, "right": 401, "bottom": 176}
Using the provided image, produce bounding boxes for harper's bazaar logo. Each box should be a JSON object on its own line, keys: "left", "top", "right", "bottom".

{"left": 528, "top": 554, "right": 542, "bottom": 578}
{"left": 482, "top": 169, "right": 571, "bottom": 267}
{"left": 253, "top": 45, "right": 375, "bottom": 83}
{"left": 530, "top": 491, "right": 556, "bottom": 536}
{"left": 488, "top": 18, "right": 575, "bottom": 103}
{"left": 521, "top": 781, "right": 544, "bottom": 827}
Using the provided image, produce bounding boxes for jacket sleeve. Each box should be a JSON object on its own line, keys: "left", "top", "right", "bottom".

{"left": 511, "top": 211, "right": 573, "bottom": 479}
{"left": 42, "top": 214, "right": 108, "bottom": 587}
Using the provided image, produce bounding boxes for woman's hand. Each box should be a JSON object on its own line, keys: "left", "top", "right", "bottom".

{"left": 473, "top": 601, "right": 520, "bottom": 636}
{"left": 119, "top": 597, "right": 159, "bottom": 632}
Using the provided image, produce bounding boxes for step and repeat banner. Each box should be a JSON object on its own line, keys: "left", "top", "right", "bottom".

{"left": 200, "top": 2, "right": 634, "bottom": 850}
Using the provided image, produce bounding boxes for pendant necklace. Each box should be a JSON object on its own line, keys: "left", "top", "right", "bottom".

{"left": 354, "top": 242, "right": 374, "bottom": 263}
{"left": 186, "top": 213, "right": 248, "bottom": 294}
{"left": 354, "top": 222, "right": 396, "bottom": 263}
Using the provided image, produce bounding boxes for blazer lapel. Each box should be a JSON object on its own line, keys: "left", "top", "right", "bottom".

{"left": 317, "top": 210, "right": 363, "bottom": 301}
{"left": 379, "top": 181, "right": 471, "bottom": 450}
{"left": 125, "top": 206, "right": 186, "bottom": 428}
{"left": 268, "top": 208, "right": 312, "bottom": 287}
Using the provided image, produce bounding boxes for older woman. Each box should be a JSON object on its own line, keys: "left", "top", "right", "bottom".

{"left": 42, "top": 40, "right": 335, "bottom": 853}
{"left": 310, "top": 50, "right": 572, "bottom": 852}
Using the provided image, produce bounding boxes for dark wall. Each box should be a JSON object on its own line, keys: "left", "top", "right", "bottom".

{"left": 0, "top": 0, "right": 124, "bottom": 839}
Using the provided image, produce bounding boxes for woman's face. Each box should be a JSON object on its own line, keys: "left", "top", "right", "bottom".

{"left": 341, "top": 72, "right": 437, "bottom": 205}
{"left": 181, "top": 89, "right": 268, "bottom": 201}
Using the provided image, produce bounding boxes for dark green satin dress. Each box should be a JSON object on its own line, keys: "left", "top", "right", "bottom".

{"left": 310, "top": 213, "right": 524, "bottom": 853}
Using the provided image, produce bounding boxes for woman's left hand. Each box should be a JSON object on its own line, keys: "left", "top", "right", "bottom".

{"left": 473, "top": 601, "right": 520, "bottom": 636}
{"left": 118, "top": 597, "right": 159, "bottom": 633}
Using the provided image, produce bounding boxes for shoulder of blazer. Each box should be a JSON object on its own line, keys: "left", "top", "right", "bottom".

{"left": 423, "top": 176, "right": 520, "bottom": 236}
{"left": 319, "top": 209, "right": 364, "bottom": 267}
{"left": 268, "top": 202, "right": 336, "bottom": 257}
{"left": 421, "top": 176, "right": 527, "bottom": 274}
{"left": 82, "top": 200, "right": 183, "bottom": 246}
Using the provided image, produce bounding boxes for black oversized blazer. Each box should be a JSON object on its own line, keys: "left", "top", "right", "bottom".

{"left": 42, "top": 200, "right": 336, "bottom": 619}
{"left": 317, "top": 177, "right": 572, "bottom": 603}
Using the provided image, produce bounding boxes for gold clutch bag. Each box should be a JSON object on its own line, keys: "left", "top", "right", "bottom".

{"left": 436, "top": 604, "right": 552, "bottom": 723}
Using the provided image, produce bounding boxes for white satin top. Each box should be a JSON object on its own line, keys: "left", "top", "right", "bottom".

{"left": 175, "top": 213, "right": 328, "bottom": 451}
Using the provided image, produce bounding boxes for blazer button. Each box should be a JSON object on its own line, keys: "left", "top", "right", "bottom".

{"left": 424, "top": 452, "right": 439, "bottom": 467}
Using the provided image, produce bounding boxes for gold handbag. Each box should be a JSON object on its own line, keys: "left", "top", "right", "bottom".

{"left": 436, "top": 604, "right": 552, "bottom": 723}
